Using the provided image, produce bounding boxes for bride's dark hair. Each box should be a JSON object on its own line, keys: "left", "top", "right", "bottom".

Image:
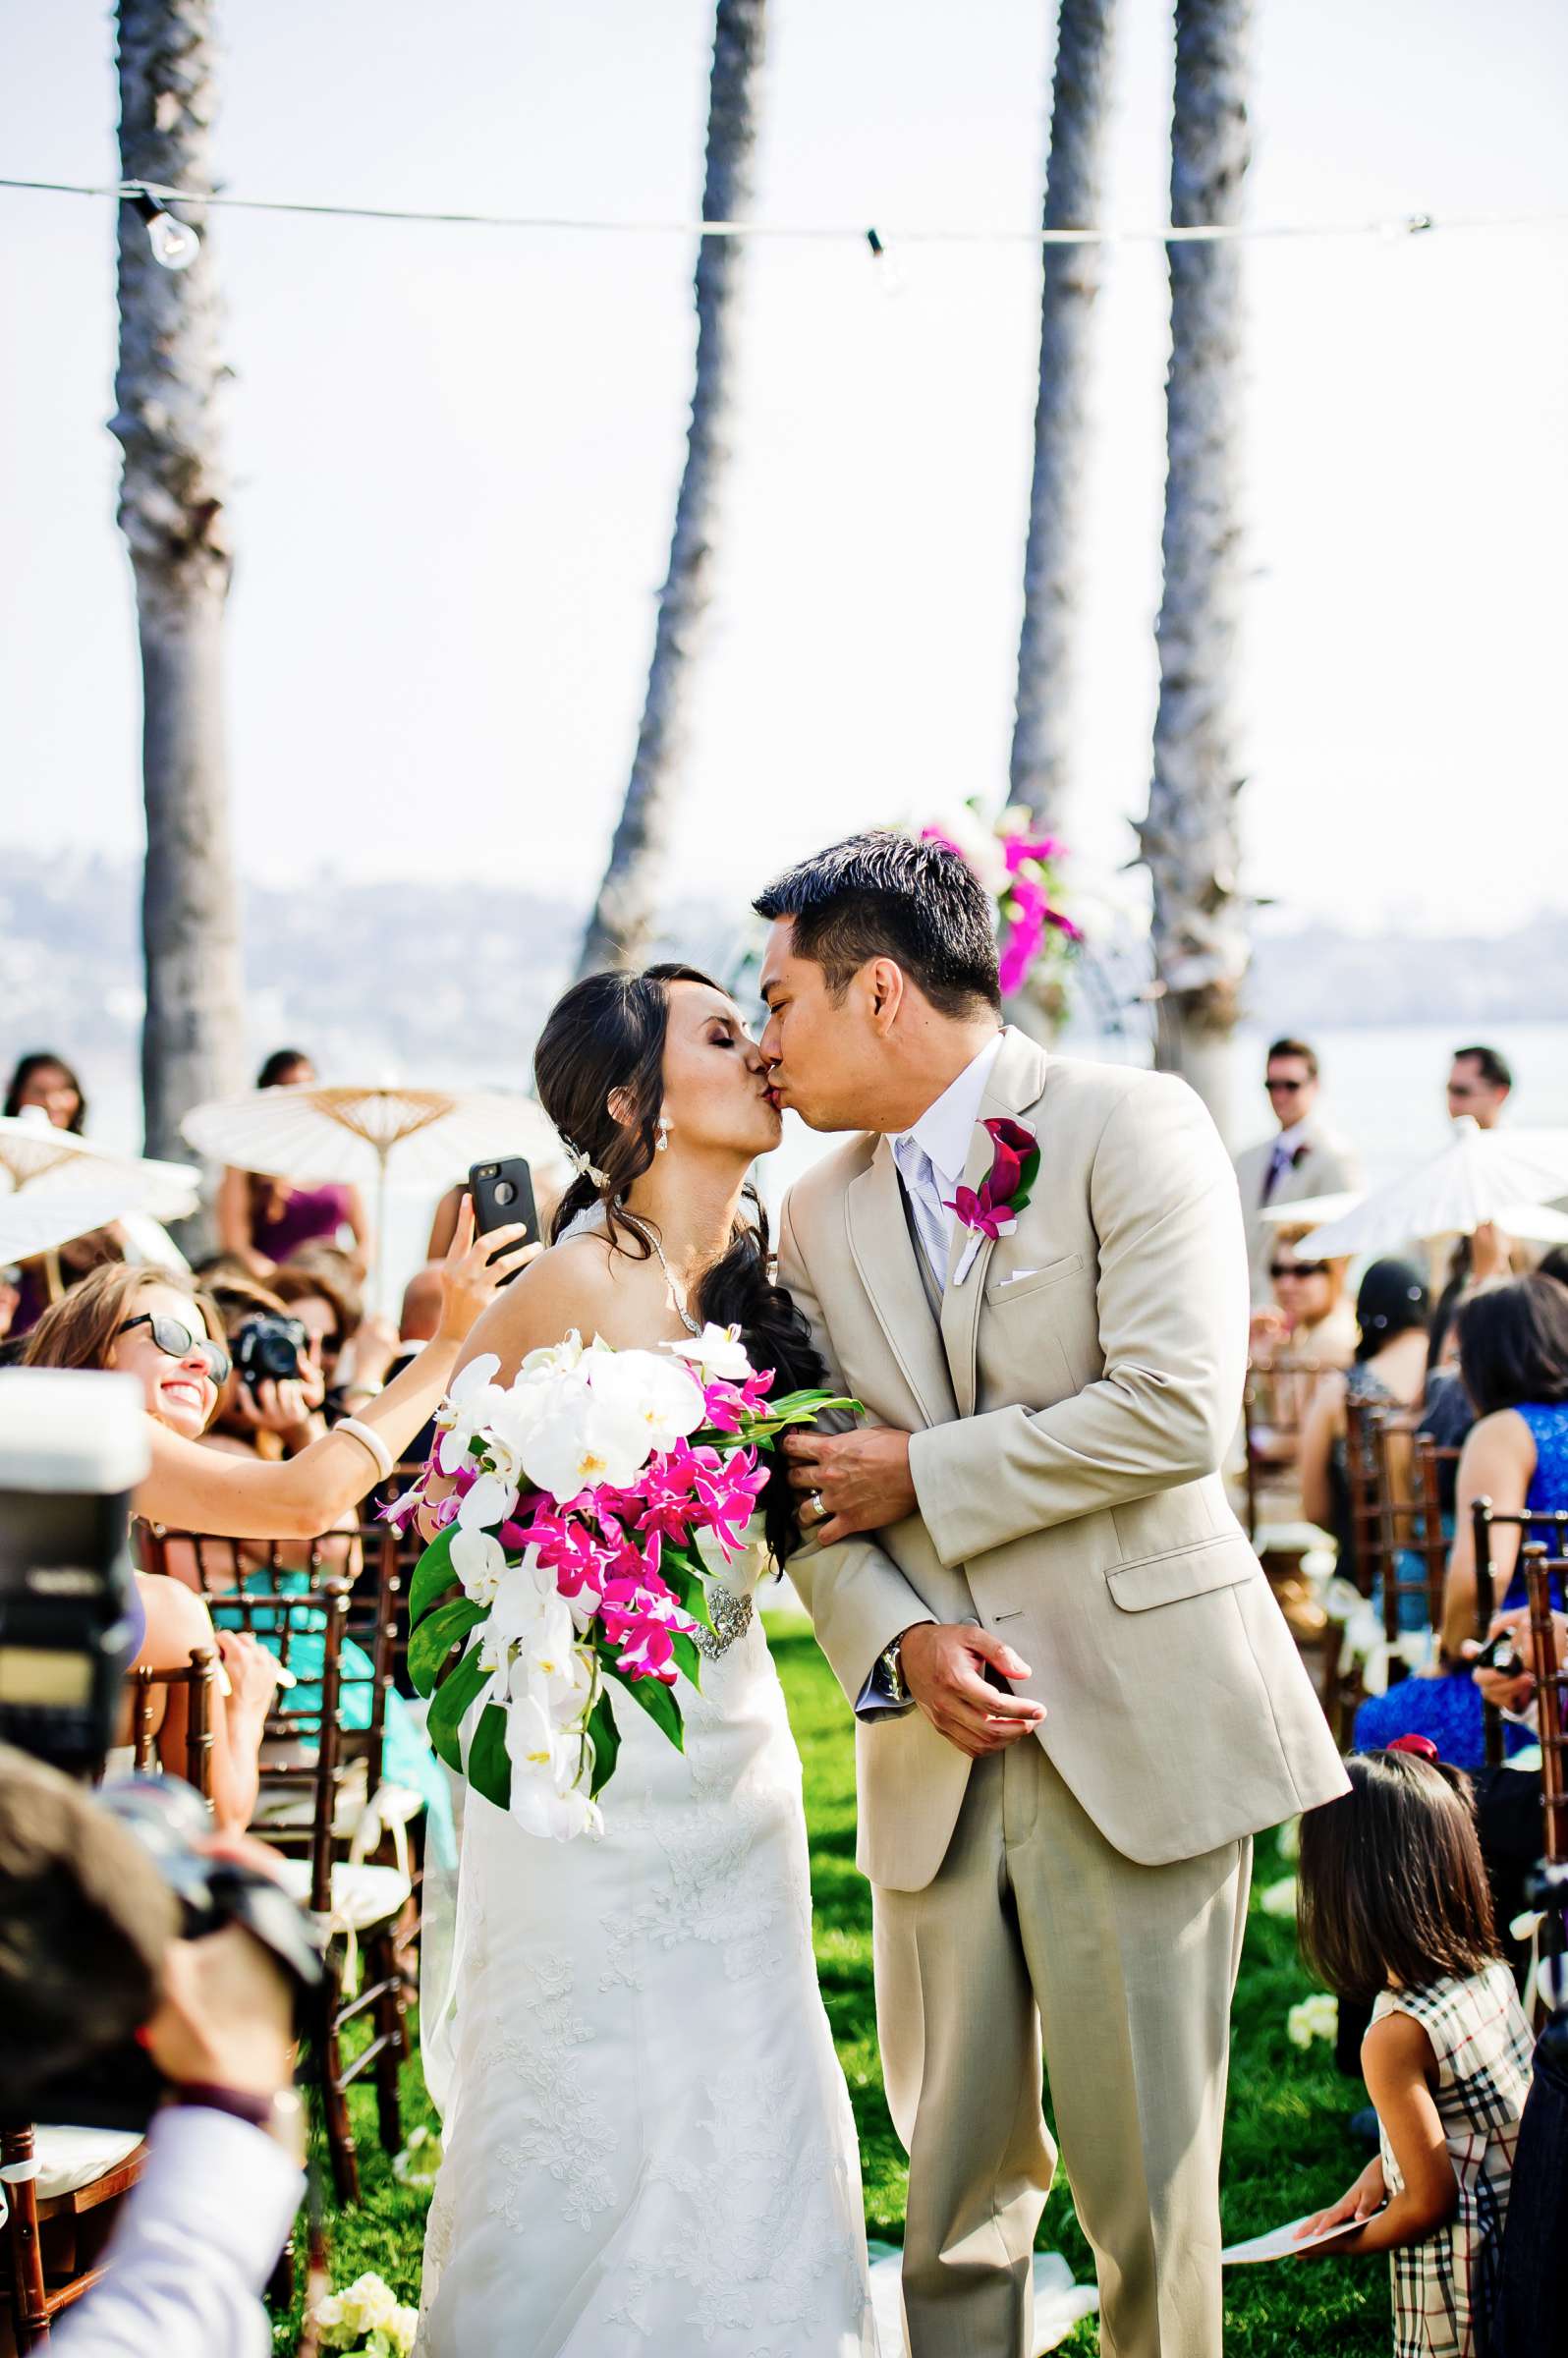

{"left": 532, "top": 965, "right": 827, "bottom": 1559}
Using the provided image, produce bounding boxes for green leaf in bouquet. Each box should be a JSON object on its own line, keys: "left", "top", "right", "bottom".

{"left": 586, "top": 1687, "right": 621, "bottom": 1798}
{"left": 606, "top": 1656, "right": 685, "bottom": 1754}
{"left": 670, "top": 1629, "right": 703, "bottom": 1691}
{"left": 408, "top": 1527, "right": 460, "bottom": 1627}
{"left": 659, "top": 1545, "right": 714, "bottom": 1631}
{"left": 408, "top": 1595, "right": 486, "bottom": 1698}
{"left": 465, "top": 1701, "right": 512, "bottom": 1811}
{"left": 425, "top": 1638, "right": 489, "bottom": 1771}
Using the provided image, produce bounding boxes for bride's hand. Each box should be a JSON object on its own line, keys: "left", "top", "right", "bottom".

{"left": 435, "top": 1199, "right": 541, "bottom": 1343}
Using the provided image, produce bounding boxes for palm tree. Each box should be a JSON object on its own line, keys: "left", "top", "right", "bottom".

{"left": 111, "top": 0, "right": 246, "bottom": 1189}
{"left": 1139, "top": 0, "right": 1254, "bottom": 1137}
{"left": 577, "top": 0, "right": 767, "bottom": 979}
{"left": 1009, "top": 0, "right": 1120, "bottom": 838}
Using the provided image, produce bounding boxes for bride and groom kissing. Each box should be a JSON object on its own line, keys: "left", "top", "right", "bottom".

{"left": 415, "top": 830, "right": 1346, "bottom": 2358}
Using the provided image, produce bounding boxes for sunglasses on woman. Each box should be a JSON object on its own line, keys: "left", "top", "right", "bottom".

{"left": 115, "top": 1312, "right": 232, "bottom": 1385}
{"left": 1269, "top": 1262, "right": 1329, "bottom": 1281}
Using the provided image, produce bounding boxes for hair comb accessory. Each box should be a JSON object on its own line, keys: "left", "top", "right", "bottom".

{"left": 561, "top": 1138, "right": 611, "bottom": 1190}
{"left": 1386, "top": 1733, "right": 1440, "bottom": 1762}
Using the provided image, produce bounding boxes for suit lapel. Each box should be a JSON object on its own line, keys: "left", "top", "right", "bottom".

{"left": 939, "top": 1027, "right": 1050, "bottom": 1418}
{"left": 846, "top": 1138, "right": 957, "bottom": 1430}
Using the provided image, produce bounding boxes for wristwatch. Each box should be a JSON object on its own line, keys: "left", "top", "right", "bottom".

{"left": 876, "top": 1629, "right": 912, "bottom": 1708}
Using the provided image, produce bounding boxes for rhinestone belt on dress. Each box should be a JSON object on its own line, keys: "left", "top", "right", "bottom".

{"left": 693, "top": 1585, "right": 754, "bottom": 1660}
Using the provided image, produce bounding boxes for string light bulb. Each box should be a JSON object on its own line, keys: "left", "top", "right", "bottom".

{"left": 129, "top": 187, "right": 199, "bottom": 270}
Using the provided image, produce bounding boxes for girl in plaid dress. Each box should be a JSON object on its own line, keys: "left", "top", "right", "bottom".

{"left": 1296, "top": 1747, "right": 1534, "bottom": 2357}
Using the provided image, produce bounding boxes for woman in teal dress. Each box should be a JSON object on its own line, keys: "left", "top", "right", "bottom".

{"left": 1356, "top": 1273, "right": 1568, "bottom": 1767}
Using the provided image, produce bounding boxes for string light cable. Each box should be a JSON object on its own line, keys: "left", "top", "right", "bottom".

{"left": 4, "top": 172, "right": 1567, "bottom": 272}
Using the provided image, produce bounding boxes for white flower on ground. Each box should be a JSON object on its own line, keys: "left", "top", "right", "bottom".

{"left": 1287, "top": 1993, "right": 1338, "bottom": 2049}
{"left": 1259, "top": 1876, "right": 1299, "bottom": 1920}
{"left": 664, "top": 1321, "right": 755, "bottom": 1385}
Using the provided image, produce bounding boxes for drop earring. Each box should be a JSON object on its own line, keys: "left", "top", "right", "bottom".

{"left": 654, "top": 1116, "right": 672, "bottom": 1153}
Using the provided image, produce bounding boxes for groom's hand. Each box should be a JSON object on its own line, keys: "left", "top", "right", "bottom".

{"left": 783, "top": 1427, "right": 918, "bottom": 1545}
{"left": 900, "top": 1624, "right": 1046, "bottom": 1757}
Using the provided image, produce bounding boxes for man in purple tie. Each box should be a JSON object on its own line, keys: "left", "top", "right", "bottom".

{"left": 1233, "top": 1038, "right": 1360, "bottom": 1306}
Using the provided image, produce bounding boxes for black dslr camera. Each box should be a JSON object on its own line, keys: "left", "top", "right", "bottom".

{"left": 234, "top": 1310, "right": 308, "bottom": 1391}
{"left": 0, "top": 1368, "right": 321, "bottom": 2127}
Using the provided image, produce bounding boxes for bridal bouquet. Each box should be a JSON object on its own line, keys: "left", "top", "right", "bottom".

{"left": 388, "top": 1326, "right": 855, "bottom": 1841}
{"left": 920, "top": 805, "right": 1083, "bottom": 1002}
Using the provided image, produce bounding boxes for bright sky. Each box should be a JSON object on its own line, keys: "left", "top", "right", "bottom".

{"left": 2, "top": 0, "right": 1566, "bottom": 940}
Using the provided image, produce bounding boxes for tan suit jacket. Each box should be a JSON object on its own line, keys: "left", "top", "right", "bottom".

{"left": 780, "top": 1029, "right": 1348, "bottom": 1893}
{"left": 1234, "top": 1123, "right": 1360, "bottom": 1306}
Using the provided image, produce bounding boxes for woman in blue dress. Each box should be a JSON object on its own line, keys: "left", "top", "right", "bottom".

{"left": 1356, "top": 1272, "right": 1568, "bottom": 1766}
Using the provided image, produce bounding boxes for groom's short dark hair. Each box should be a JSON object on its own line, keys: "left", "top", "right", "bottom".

{"left": 754, "top": 831, "right": 1002, "bottom": 1017}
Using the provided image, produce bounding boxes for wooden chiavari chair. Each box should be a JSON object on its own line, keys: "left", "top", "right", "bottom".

{"left": 127, "top": 1646, "right": 218, "bottom": 1801}
{"left": 1371, "top": 1412, "right": 1444, "bottom": 1676}
{"left": 1242, "top": 1353, "right": 1326, "bottom": 1542}
{"left": 0, "top": 2122, "right": 145, "bottom": 2351}
{"left": 1523, "top": 1542, "right": 1568, "bottom": 1864}
{"left": 137, "top": 1530, "right": 411, "bottom": 2205}
{"left": 1471, "top": 1500, "right": 1568, "bottom": 1769}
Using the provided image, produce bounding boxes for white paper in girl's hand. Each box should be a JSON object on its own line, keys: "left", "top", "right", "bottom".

{"left": 1221, "top": 2207, "right": 1384, "bottom": 2264}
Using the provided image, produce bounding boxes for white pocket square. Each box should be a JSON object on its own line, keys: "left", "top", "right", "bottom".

{"left": 995, "top": 1267, "right": 1043, "bottom": 1287}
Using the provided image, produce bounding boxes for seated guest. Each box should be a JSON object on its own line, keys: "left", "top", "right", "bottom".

{"left": 1234, "top": 1037, "right": 1359, "bottom": 1307}
{"left": 3, "top": 1047, "right": 126, "bottom": 1338}
{"left": 1251, "top": 1240, "right": 1357, "bottom": 1369}
{"left": 215, "top": 1049, "right": 369, "bottom": 1278}
{"left": 269, "top": 1253, "right": 399, "bottom": 1422}
{"left": 1300, "top": 1260, "right": 1431, "bottom": 1596}
{"left": 19, "top": 1265, "right": 282, "bottom": 1830}
{"left": 1355, "top": 1274, "right": 1568, "bottom": 1765}
{"left": 1294, "top": 1749, "right": 1532, "bottom": 2357}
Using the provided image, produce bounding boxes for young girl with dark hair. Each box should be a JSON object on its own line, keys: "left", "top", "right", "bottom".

{"left": 1295, "top": 1750, "right": 1532, "bottom": 2356}
{"left": 415, "top": 965, "right": 875, "bottom": 2358}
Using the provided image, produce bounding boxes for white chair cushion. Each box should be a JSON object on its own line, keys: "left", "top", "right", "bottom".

{"left": 274, "top": 1855, "right": 412, "bottom": 1933}
{"left": 21, "top": 2126, "right": 143, "bottom": 2203}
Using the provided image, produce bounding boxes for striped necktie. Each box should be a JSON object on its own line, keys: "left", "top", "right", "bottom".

{"left": 892, "top": 1135, "right": 951, "bottom": 1290}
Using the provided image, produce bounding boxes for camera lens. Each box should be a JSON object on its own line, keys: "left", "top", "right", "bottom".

{"left": 495, "top": 1180, "right": 516, "bottom": 1207}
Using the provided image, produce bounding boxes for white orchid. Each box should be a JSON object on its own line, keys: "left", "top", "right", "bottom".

{"left": 511, "top": 1771, "right": 604, "bottom": 1843}
{"left": 449, "top": 1521, "right": 507, "bottom": 1604}
{"left": 584, "top": 1347, "right": 706, "bottom": 1453}
{"left": 432, "top": 1353, "right": 505, "bottom": 1476}
{"left": 516, "top": 1368, "right": 653, "bottom": 1498}
{"left": 664, "top": 1320, "right": 754, "bottom": 1385}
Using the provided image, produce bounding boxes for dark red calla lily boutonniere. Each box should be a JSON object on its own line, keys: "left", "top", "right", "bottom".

{"left": 944, "top": 1117, "right": 1041, "bottom": 1284}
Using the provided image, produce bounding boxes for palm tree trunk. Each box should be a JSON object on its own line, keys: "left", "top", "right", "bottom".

{"left": 1009, "top": 0, "right": 1120, "bottom": 836}
{"left": 577, "top": 0, "right": 766, "bottom": 979}
{"left": 1139, "top": 0, "right": 1254, "bottom": 1140}
{"left": 112, "top": 0, "right": 246, "bottom": 1202}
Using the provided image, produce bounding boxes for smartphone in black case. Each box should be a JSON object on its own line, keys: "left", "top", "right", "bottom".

{"left": 468, "top": 1156, "right": 539, "bottom": 1279}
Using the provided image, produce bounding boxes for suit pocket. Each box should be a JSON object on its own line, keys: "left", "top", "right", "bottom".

{"left": 985, "top": 1252, "right": 1084, "bottom": 1309}
{"left": 1105, "top": 1533, "right": 1260, "bottom": 1613}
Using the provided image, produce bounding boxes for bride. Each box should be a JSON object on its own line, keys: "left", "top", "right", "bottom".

{"left": 415, "top": 964, "right": 878, "bottom": 2357}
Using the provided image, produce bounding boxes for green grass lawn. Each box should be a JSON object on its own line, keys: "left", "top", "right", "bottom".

{"left": 284, "top": 1619, "right": 1388, "bottom": 2353}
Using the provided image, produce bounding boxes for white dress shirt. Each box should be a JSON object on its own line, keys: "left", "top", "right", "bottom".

{"left": 52, "top": 2107, "right": 303, "bottom": 2358}
{"left": 889, "top": 1035, "right": 1004, "bottom": 1285}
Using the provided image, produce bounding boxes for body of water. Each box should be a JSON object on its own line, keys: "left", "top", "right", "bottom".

{"left": 84, "top": 1018, "right": 1568, "bottom": 1308}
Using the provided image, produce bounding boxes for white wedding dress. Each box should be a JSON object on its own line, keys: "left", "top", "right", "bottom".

{"left": 415, "top": 1531, "right": 879, "bottom": 2357}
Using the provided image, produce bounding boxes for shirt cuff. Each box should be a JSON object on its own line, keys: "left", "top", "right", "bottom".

{"left": 141, "top": 2106, "right": 303, "bottom": 2286}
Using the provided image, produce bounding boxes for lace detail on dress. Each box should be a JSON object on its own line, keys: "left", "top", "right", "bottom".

{"left": 487, "top": 1949, "right": 617, "bottom": 2232}
{"left": 602, "top": 2064, "right": 868, "bottom": 2352}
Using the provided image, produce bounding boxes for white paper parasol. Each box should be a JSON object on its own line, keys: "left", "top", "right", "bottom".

{"left": 0, "top": 1185, "right": 155, "bottom": 1268}
{"left": 0, "top": 1113, "right": 201, "bottom": 1226}
{"left": 1289, "top": 1120, "right": 1568, "bottom": 1261}
{"left": 180, "top": 1084, "right": 560, "bottom": 1308}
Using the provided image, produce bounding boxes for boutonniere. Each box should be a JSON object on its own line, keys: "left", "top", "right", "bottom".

{"left": 945, "top": 1117, "right": 1040, "bottom": 1285}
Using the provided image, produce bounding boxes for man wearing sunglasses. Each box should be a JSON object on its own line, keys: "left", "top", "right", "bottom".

{"left": 1233, "top": 1037, "right": 1359, "bottom": 1307}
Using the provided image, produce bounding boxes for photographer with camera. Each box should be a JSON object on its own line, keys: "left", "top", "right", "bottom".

{"left": 21, "top": 1197, "right": 532, "bottom": 1541}
{"left": 0, "top": 1749, "right": 313, "bottom": 2358}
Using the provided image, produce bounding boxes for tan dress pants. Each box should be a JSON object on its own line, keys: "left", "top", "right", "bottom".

{"left": 872, "top": 1737, "right": 1251, "bottom": 2358}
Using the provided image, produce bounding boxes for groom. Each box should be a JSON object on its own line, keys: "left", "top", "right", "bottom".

{"left": 756, "top": 832, "right": 1347, "bottom": 2358}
